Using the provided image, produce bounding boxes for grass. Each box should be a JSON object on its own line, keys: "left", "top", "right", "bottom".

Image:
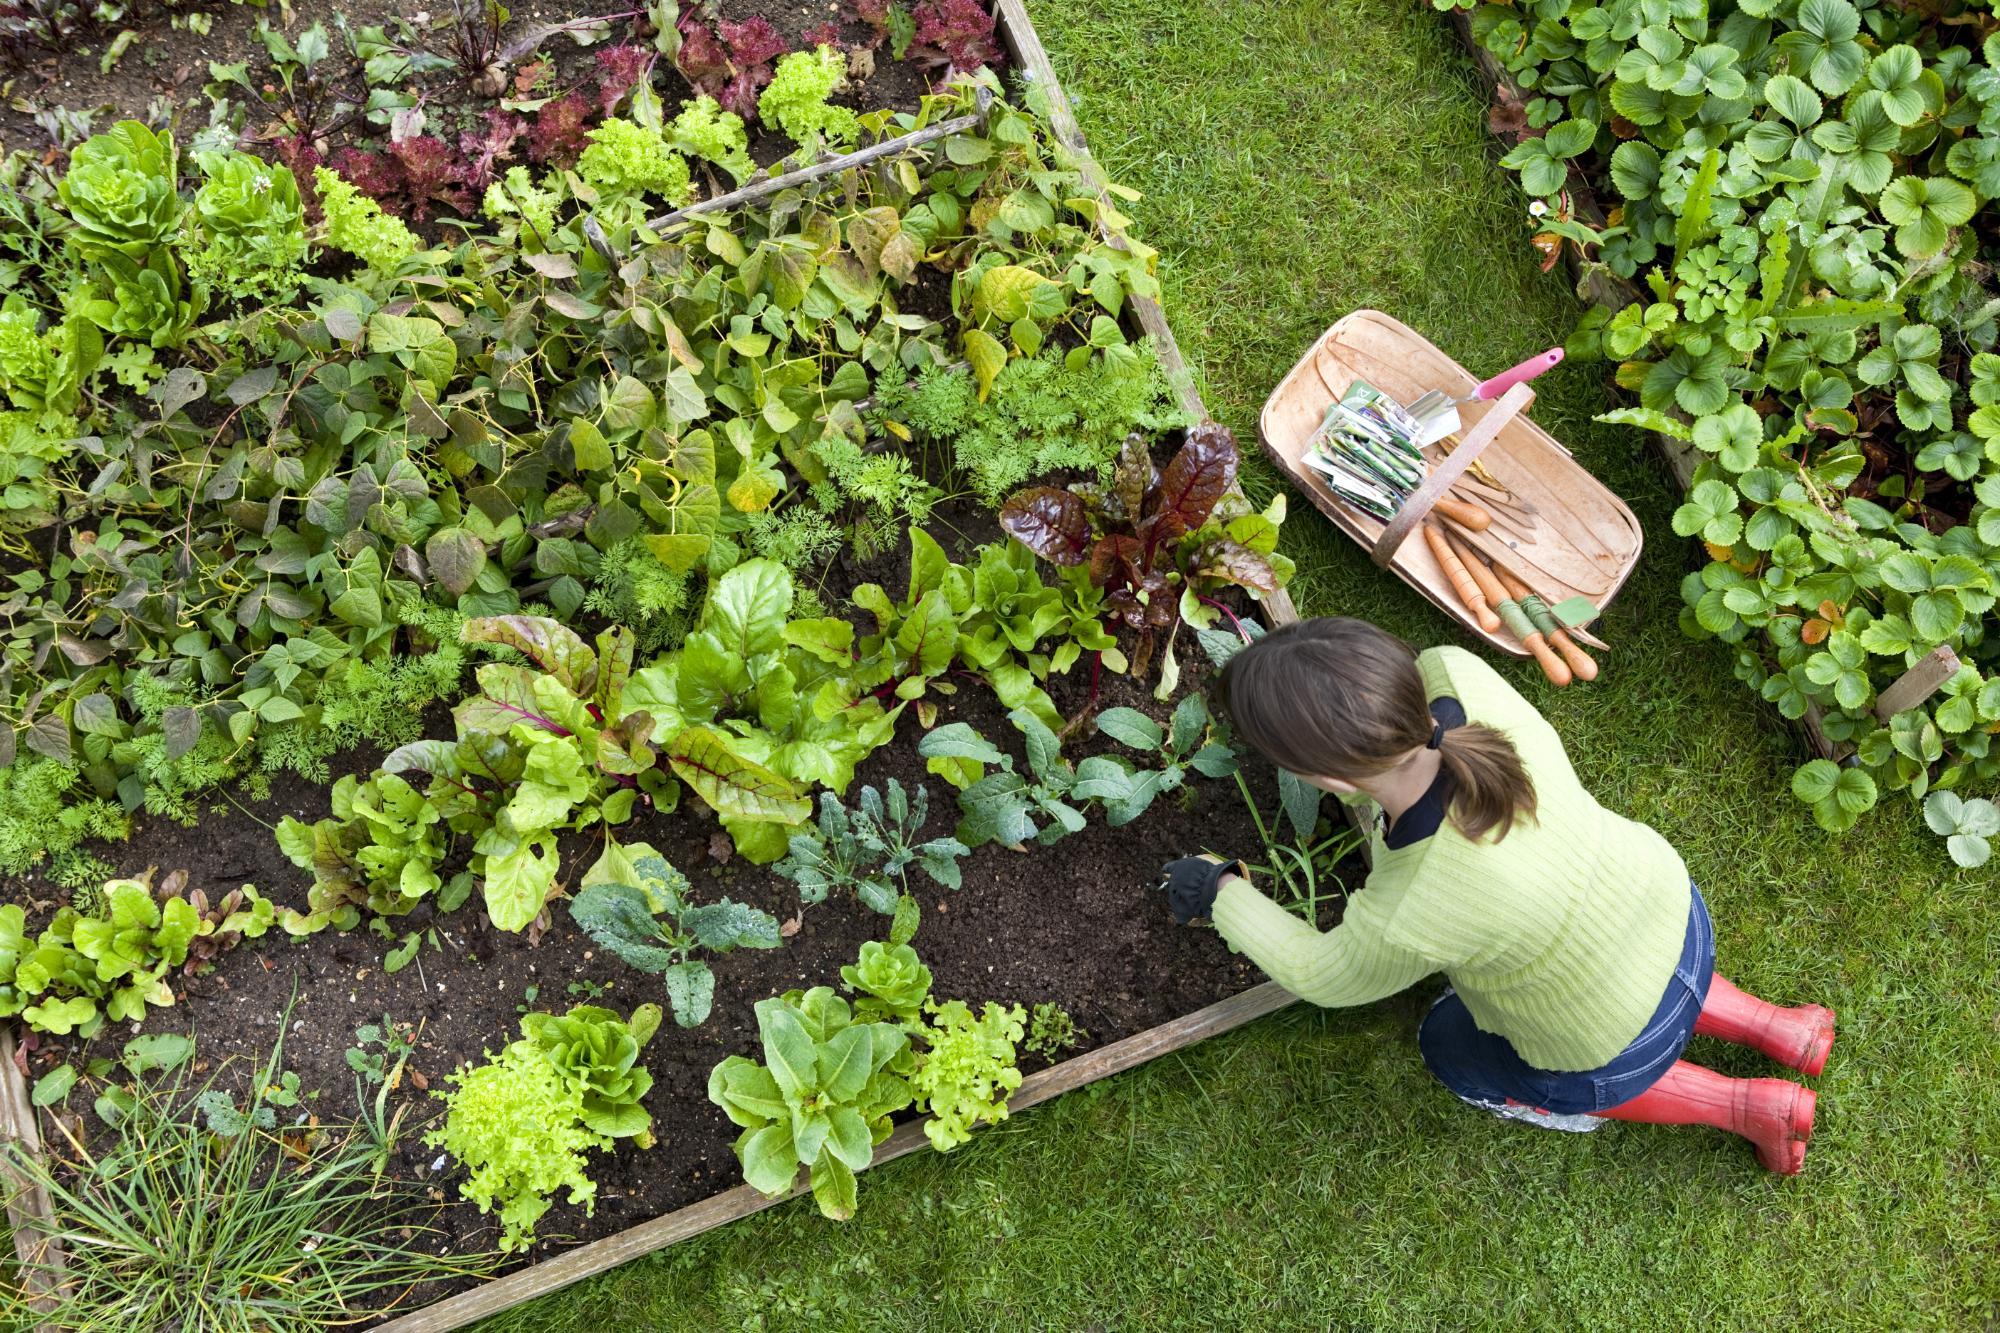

{"left": 479, "top": 0, "right": 2000, "bottom": 1327}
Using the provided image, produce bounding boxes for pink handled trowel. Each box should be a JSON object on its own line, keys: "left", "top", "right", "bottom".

{"left": 1405, "top": 347, "right": 1564, "bottom": 446}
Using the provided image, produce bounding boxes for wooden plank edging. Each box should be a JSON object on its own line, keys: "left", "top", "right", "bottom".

{"left": 0, "top": 1022, "right": 62, "bottom": 1329}
{"left": 370, "top": 981, "right": 1299, "bottom": 1332}
{"left": 1434, "top": 6, "right": 1950, "bottom": 751}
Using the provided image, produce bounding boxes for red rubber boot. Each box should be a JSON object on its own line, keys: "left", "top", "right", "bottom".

{"left": 1695, "top": 974, "right": 1836, "bottom": 1076}
{"left": 1599, "top": 1060, "right": 1816, "bottom": 1174}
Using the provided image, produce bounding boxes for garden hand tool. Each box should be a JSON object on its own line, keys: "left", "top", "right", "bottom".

{"left": 1444, "top": 530, "right": 1570, "bottom": 687}
{"left": 1406, "top": 347, "right": 1566, "bottom": 447}
{"left": 1493, "top": 565, "right": 1597, "bottom": 682}
{"left": 1423, "top": 521, "right": 1500, "bottom": 634}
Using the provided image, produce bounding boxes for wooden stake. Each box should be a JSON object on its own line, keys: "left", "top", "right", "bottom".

{"left": 646, "top": 90, "right": 994, "bottom": 230}
{"left": 0, "top": 1023, "right": 65, "bottom": 1328}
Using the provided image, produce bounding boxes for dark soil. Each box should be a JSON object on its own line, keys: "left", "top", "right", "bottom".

{"left": 12, "top": 485, "right": 1359, "bottom": 1322}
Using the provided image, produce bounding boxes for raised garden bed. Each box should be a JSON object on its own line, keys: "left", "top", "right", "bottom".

{"left": 0, "top": 3, "right": 1341, "bottom": 1328}
{"left": 1435, "top": 2, "right": 1978, "bottom": 791}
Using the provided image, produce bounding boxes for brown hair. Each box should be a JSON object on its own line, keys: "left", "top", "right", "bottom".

{"left": 1217, "top": 618, "right": 1536, "bottom": 842}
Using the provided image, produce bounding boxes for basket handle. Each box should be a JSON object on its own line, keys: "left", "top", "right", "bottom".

{"left": 1371, "top": 383, "right": 1533, "bottom": 568}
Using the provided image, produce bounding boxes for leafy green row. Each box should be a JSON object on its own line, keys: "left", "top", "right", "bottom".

{"left": 0, "top": 73, "right": 1179, "bottom": 872}
{"left": 278, "top": 496, "right": 1260, "bottom": 940}
{"left": 0, "top": 872, "right": 273, "bottom": 1038}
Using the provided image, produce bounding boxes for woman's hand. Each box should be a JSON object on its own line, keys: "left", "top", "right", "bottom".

{"left": 1158, "top": 854, "right": 1248, "bottom": 924}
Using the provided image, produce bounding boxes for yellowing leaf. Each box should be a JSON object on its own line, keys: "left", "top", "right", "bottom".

{"left": 727, "top": 459, "right": 783, "bottom": 512}
{"left": 961, "top": 328, "right": 1009, "bottom": 401}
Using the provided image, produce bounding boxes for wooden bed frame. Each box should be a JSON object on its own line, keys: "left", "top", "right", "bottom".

{"left": 0, "top": 6, "right": 1311, "bottom": 1329}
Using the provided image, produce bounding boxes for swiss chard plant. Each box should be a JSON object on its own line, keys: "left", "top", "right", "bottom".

{"left": 1000, "top": 425, "right": 1292, "bottom": 680}
{"left": 707, "top": 986, "right": 915, "bottom": 1221}
{"left": 622, "top": 558, "right": 902, "bottom": 863}
{"left": 774, "top": 779, "right": 970, "bottom": 915}
{"left": 327, "top": 618, "right": 676, "bottom": 933}
{"left": 567, "top": 842, "right": 782, "bottom": 1027}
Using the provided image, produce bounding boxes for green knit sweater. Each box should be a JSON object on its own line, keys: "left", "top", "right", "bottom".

{"left": 1211, "top": 646, "right": 1691, "bottom": 1072}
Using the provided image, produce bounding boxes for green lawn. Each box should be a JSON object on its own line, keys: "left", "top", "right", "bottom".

{"left": 482, "top": 1, "right": 1999, "bottom": 1327}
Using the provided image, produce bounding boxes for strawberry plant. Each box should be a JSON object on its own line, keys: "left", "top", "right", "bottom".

{"left": 1923, "top": 789, "right": 1999, "bottom": 866}
{"left": 1457, "top": 0, "right": 2000, "bottom": 832}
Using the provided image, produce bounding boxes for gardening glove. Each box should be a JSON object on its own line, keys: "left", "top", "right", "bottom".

{"left": 1159, "top": 854, "right": 1248, "bottom": 925}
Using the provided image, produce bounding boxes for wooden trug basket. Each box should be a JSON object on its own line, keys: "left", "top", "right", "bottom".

{"left": 1259, "top": 309, "right": 1644, "bottom": 655}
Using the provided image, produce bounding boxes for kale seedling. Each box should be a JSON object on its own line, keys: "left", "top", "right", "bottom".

{"left": 918, "top": 709, "right": 1088, "bottom": 848}
{"left": 568, "top": 843, "right": 781, "bottom": 1027}
{"left": 774, "top": 779, "right": 969, "bottom": 915}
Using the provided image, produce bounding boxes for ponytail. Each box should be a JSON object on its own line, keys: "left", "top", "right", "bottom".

{"left": 1218, "top": 617, "right": 1536, "bottom": 842}
{"left": 1434, "top": 723, "right": 1536, "bottom": 842}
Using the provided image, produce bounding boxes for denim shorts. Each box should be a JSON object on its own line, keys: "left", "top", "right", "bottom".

{"left": 1417, "top": 884, "right": 1715, "bottom": 1115}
